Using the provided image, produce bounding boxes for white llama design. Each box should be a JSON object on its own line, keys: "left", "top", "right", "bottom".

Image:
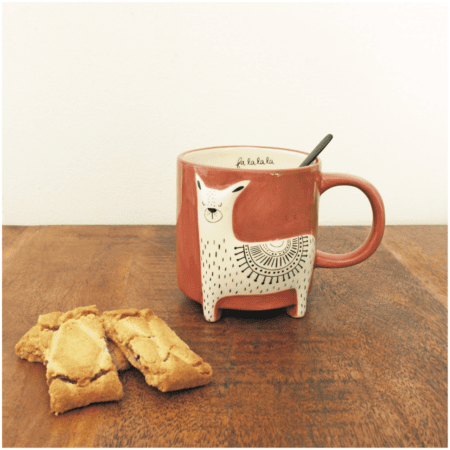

{"left": 195, "top": 174, "right": 316, "bottom": 322}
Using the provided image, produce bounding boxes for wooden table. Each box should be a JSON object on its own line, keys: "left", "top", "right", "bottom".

{"left": 2, "top": 225, "right": 447, "bottom": 447}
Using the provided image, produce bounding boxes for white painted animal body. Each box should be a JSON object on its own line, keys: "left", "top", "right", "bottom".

{"left": 195, "top": 174, "right": 316, "bottom": 322}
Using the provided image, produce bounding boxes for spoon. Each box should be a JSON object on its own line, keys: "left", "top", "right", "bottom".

{"left": 300, "top": 134, "right": 333, "bottom": 167}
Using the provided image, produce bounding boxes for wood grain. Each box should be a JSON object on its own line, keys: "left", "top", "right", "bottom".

{"left": 382, "top": 225, "right": 447, "bottom": 307}
{"left": 2, "top": 225, "right": 447, "bottom": 447}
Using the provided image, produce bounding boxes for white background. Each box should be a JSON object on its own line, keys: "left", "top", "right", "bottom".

{"left": 3, "top": 2, "right": 448, "bottom": 225}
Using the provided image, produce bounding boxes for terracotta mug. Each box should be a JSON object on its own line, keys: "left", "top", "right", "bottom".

{"left": 176, "top": 145, "right": 385, "bottom": 322}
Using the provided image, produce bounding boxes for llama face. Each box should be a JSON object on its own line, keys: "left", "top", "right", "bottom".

{"left": 195, "top": 174, "right": 250, "bottom": 225}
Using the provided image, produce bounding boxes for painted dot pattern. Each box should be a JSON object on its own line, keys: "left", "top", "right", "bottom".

{"left": 196, "top": 174, "right": 316, "bottom": 322}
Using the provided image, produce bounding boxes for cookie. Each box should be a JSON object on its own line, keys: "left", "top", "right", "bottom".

{"left": 15, "top": 305, "right": 130, "bottom": 371}
{"left": 15, "top": 305, "right": 100, "bottom": 363}
{"left": 45, "top": 313, "right": 123, "bottom": 414}
{"left": 14, "top": 323, "right": 53, "bottom": 363}
{"left": 101, "top": 309, "right": 213, "bottom": 392}
{"left": 107, "top": 339, "right": 131, "bottom": 371}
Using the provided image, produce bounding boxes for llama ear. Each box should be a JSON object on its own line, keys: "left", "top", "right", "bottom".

{"left": 228, "top": 180, "right": 250, "bottom": 194}
{"left": 195, "top": 174, "right": 204, "bottom": 191}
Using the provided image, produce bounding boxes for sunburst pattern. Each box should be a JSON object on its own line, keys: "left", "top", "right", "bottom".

{"left": 234, "top": 236, "right": 310, "bottom": 284}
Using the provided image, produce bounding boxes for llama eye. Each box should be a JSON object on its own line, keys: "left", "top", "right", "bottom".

{"left": 197, "top": 181, "right": 201, "bottom": 190}
{"left": 233, "top": 186, "right": 245, "bottom": 192}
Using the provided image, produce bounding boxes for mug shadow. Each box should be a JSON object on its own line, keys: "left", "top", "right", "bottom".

{"left": 222, "top": 307, "right": 287, "bottom": 321}
{"left": 182, "top": 295, "right": 289, "bottom": 322}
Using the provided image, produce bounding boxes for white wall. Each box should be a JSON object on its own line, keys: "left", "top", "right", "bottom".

{"left": 3, "top": 2, "right": 447, "bottom": 226}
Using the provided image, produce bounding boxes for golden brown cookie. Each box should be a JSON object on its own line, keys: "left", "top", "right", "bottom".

{"left": 106, "top": 339, "right": 131, "bottom": 371}
{"left": 101, "top": 309, "right": 213, "bottom": 392}
{"left": 15, "top": 305, "right": 130, "bottom": 371}
{"left": 45, "top": 314, "right": 123, "bottom": 414}
{"left": 15, "top": 305, "right": 99, "bottom": 363}
{"left": 14, "top": 323, "right": 52, "bottom": 363}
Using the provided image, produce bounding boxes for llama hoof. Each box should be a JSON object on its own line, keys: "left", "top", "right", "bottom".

{"left": 286, "top": 304, "right": 306, "bottom": 318}
{"left": 204, "top": 306, "right": 222, "bottom": 323}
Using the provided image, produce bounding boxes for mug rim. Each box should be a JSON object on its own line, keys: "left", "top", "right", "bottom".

{"left": 177, "top": 145, "right": 320, "bottom": 173}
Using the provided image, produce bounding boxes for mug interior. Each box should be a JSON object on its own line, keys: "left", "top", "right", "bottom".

{"left": 180, "top": 146, "right": 313, "bottom": 171}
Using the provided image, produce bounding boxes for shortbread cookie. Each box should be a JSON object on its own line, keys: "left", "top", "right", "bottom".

{"left": 15, "top": 305, "right": 100, "bottom": 363}
{"left": 101, "top": 309, "right": 213, "bottom": 392}
{"left": 14, "top": 323, "right": 53, "bottom": 363}
{"left": 15, "top": 305, "right": 130, "bottom": 371}
{"left": 107, "top": 339, "right": 131, "bottom": 371}
{"left": 45, "top": 313, "right": 123, "bottom": 414}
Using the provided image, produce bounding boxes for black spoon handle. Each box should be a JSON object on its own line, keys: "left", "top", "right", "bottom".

{"left": 300, "top": 134, "right": 333, "bottom": 167}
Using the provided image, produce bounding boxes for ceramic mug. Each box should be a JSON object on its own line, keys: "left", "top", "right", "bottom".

{"left": 176, "top": 145, "right": 385, "bottom": 322}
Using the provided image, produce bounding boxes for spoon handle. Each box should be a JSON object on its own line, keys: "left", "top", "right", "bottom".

{"left": 300, "top": 134, "right": 333, "bottom": 167}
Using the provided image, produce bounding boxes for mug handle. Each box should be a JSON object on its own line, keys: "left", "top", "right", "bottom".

{"left": 315, "top": 173, "right": 385, "bottom": 268}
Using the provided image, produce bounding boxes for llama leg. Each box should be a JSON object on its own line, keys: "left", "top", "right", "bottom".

{"left": 286, "top": 284, "right": 309, "bottom": 318}
{"left": 287, "top": 235, "right": 315, "bottom": 318}
{"left": 202, "top": 293, "right": 223, "bottom": 322}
